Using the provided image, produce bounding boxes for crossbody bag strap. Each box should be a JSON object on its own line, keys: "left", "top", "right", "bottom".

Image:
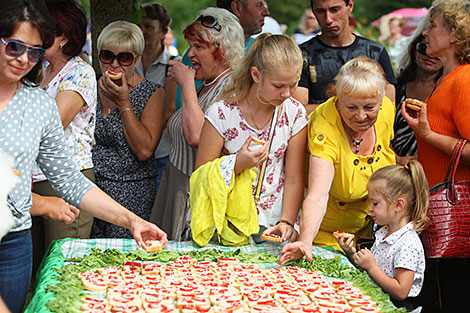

{"left": 254, "top": 105, "right": 281, "bottom": 201}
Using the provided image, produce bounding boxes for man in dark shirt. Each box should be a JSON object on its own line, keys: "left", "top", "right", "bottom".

{"left": 294, "top": 0, "right": 397, "bottom": 113}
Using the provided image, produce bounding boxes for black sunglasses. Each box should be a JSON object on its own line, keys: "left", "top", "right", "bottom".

{"left": 196, "top": 15, "right": 222, "bottom": 32}
{"left": 1, "top": 37, "right": 45, "bottom": 63}
{"left": 99, "top": 50, "right": 135, "bottom": 66}
{"left": 416, "top": 42, "right": 428, "bottom": 56}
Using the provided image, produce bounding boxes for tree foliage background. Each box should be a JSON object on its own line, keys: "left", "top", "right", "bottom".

{"left": 80, "top": 0, "right": 433, "bottom": 54}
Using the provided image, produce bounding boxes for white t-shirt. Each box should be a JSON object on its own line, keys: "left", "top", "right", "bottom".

{"left": 371, "top": 222, "right": 425, "bottom": 297}
{"left": 205, "top": 97, "right": 309, "bottom": 227}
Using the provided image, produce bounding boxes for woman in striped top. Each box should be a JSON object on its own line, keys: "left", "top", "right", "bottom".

{"left": 150, "top": 7, "right": 245, "bottom": 240}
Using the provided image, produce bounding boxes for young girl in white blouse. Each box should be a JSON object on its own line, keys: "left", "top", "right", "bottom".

{"left": 336, "top": 160, "right": 429, "bottom": 310}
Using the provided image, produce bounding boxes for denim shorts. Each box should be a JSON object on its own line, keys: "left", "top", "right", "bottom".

{"left": 0, "top": 229, "right": 32, "bottom": 313}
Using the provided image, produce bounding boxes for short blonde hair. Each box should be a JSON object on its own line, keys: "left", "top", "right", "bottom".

{"left": 97, "top": 21, "right": 145, "bottom": 56}
{"left": 329, "top": 56, "right": 386, "bottom": 99}
{"left": 221, "top": 34, "right": 304, "bottom": 102}
{"left": 430, "top": 0, "right": 470, "bottom": 64}
{"left": 368, "top": 160, "right": 429, "bottom": 233}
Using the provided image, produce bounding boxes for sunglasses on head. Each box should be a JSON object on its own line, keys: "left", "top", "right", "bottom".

{"left": 416, "top": 42, "right": 428, "bottom": 56}
{"left": 99, "top": 50, "right": 135, "bottom": 66}
{"left": 196, "top": 15, "right": 221, "bottom": 32}
{"left": 1, "top": 37, "right": 45, "bottom": 63}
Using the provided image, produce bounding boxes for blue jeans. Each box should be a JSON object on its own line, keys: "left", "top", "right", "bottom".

{"left": 0, "top": 230, "right": 32, "bottom": 313}
{"left": 156, "top": 156, "right": 169, "bottom": 192}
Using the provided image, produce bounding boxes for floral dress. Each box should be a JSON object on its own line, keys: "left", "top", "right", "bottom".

{"left": 92, "top": 79, "right": 160, "bottom": 239}
{"left": 205, "top": 97, "right": 309, "bottom": 227}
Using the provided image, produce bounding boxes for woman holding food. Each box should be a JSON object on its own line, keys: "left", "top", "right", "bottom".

{"left": 91, "top": 21, "right": 165, "bottom": 239}
{"left": 30, "top": 0, "right": 97, "bottom": 275}
{"left": 0, "top": 1, "right": 167, "bottom": 312}
{"left": 401, "top": 0, "right": 470, "bottom": 310}
{"left": 150, "top": 7, "right": 245, "bottom": 240}
{"left": 195, "top": 34, "right": 308, "bottom": 243}
{"left": 272, "top": 57, "right": 396, "bottom": 264}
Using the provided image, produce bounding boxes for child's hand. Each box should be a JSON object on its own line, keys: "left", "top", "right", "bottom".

{"left": 353, "top": 248, "right": 377, "bottom": 271}
{"left": 335, "top": 233, "right": 356, "bottom": 256}
{"left": 234, "top": 135, "right": 269, "bottom": 173}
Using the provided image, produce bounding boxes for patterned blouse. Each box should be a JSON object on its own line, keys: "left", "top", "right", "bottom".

{"left": 205, "top": 97, "right": 309, "bottom": 227}
{"left": 0, "top": 84, "right": 94, "bottom": 231}
{"left": 32, "top": 56, "right": 97, "bottom": 182}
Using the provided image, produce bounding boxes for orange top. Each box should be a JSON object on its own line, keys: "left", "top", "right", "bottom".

{"left": 419, "top": 64, "right": 470, "bottom": 186}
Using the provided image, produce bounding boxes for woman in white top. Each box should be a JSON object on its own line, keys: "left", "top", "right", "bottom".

{"left": 30, "top": 0, "right": 97, "bottom": 272}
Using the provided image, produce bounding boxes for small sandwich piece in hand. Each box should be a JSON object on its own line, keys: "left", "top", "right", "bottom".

{"left": 333, "top": 231, "right": 354, "bottom": 240}
{"left": 260, "top": 233, "right": 282, "bottom": 242}
{"left": 405, "top": 98, "right": 426, "bottom": 112}
{"left": 142, "top": 240, "right": 163, "bottom": 252}
{"left": 106, "top": 70, "right": 123, "bottom": 86}
{"left": 249, "top": 137, "right": 266, "bottom": 151}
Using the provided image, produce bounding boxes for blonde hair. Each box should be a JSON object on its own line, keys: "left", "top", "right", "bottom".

{"left": 221, "top": 33, "right": 304, "bottom": 102}
{"left": 368, "top": 160, "right": 430, "bottom": 233}
{"left": 430, "top": 0, "right": 470, "bottom": 64}
{"left": 328, "top": 56, "right": 386, "bottom": 99}
{"left": 97, "top": 21, "right": 145, "bottom": 56}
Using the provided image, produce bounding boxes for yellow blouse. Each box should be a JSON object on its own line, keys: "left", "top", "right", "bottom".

{"left": 308, "top": 96, "right": 396, "bottom": 249}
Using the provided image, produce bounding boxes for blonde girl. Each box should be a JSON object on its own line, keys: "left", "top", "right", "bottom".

{"left": 195, "top": 34, "right": 309, "bottom": 243}
{"left": 336, "top": 160, "right": 429, "bottom": 308}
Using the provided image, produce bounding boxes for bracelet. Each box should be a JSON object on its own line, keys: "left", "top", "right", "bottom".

{"left": 119, "top": 107, "right": 132, "bottom": 116}
{"left": 276, "top": 219, "right": 294, "bottom": 228}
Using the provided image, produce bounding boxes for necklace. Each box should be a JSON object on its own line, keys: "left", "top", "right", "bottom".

{"left": 203, "top": 68, "right": 231, "bottom": 87}
{"left": 344, "top": 127, "right": 364, "bottom": 154}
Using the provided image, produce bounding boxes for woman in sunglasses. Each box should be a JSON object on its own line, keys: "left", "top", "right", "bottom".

{"left": 91, "top": 21, "right": 165, "bottom": 239}
{"left": 150, "top": 7, "right": 244, "bottom": 240}
{"left": 0, "top": 2, "right": 167, "bottom": 312}
{"left": 391, "top": 15, "right": 442, "bottom": 165}
{"left": 30, "top": 0, "right": 97, "bottom": 278}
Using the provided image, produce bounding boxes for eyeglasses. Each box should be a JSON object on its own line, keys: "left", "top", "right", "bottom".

{"left": 99, "top": 50, "right": 135, "bottom": 66}
{"left": 416, "top": 42, "right": 428, "bottom": 56}
{"left": 196, "top": 15, "right": 221, "bottom": 32}
{"left": 0, "top": 37, "right": 45, "bottom": 63}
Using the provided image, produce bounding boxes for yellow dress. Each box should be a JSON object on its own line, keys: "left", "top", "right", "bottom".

{"left": 308, "top": 96, "right": 396, "bottom": 250}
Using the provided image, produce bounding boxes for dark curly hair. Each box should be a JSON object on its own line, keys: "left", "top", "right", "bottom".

{"left": 45, "top": 0, "right": 88, "bottom": 57}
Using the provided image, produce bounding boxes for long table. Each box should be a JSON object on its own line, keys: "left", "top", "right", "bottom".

{"left": 25, "top": 238, "right": 352, "bottom": 313}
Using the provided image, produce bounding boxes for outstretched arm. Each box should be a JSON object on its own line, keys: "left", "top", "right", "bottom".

{"left": 278, "top": 155, "right": 334, "bottom": 265}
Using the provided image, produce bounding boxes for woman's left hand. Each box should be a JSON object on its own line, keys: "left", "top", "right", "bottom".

{"left": 401, "top": 101, "right": 433, "bottom": 140}
{"left": 263, "top": 223, "right": 298, "bottom": 243}
{"left": 98, "top": 72, "right": 130, "bottom": 107}
{"left": 130, "top": 218, "right": 168, "bottom": 250}
{"left": 353, "top": 247, "right": 376, "bottom": 271}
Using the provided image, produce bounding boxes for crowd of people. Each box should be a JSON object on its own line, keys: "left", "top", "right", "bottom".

{"left": 0, "top": 0, "right": 469, "bottom": 312}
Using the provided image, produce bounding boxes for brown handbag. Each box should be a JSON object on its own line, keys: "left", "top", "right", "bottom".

{"left": 420, "top": 139, "right": 470, "bottom": 258}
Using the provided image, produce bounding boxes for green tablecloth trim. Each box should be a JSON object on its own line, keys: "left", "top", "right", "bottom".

{"left": 24, "top": 238, "right": 70, "bottom": 313}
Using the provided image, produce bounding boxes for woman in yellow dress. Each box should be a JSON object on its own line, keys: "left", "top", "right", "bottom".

{"left": 266, "top": 57, "right": 396, "bottom": 264}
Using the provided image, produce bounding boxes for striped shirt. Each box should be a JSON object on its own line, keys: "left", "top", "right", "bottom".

{"left": 168, "top": 73, "right": 231, "bottom": 176}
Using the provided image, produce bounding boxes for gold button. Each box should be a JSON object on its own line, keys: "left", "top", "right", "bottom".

{"left": 367, "top": 158, "right": 374, "bottom": 164}
{"left": 339, "top": 201, "right": 346, "bottom": 206}
{"left": 354, "top": 159, "right": 359, "bottom": 166}
{"left": 317, "top": 134, "right": 324, "bottom": 141}
{"left": 377, "top": 145, "right": 382, "bottom": 151}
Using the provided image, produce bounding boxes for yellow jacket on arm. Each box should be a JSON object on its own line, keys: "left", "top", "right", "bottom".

{"left": 190, "top": 155, "right": 259, "bottom": 247}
